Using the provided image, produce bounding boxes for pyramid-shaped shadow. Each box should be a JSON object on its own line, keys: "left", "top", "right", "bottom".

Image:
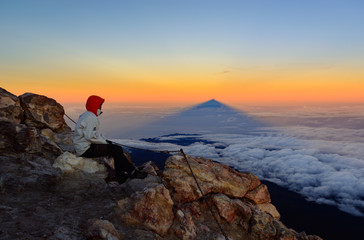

{"left": 124, "top": 99, "right": 267, "bottom": 139}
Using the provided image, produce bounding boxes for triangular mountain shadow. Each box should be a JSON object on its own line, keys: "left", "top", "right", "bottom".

{"left": 121, "top": 99, "right": 266, "bottom": 139}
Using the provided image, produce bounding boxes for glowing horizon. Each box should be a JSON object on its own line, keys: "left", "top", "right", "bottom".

{"left": 1, "top": 1, "right": 364, "bottom": 106}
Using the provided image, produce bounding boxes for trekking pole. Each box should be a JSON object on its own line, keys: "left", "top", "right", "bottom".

{"left": 180, "top": 149, "right": 229, "bottom": 240}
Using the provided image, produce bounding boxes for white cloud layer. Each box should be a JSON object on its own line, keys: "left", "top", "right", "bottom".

{"left": 113, "top": 127, "right": 364, "bottom": 217}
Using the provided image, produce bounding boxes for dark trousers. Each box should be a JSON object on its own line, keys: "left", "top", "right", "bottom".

{"left": 81, "top": 143, "right": 135, "bottom": 182}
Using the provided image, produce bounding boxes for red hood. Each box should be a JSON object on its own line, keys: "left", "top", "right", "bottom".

{"left": 86, "top": 95, "right": 104, "bottom": 116}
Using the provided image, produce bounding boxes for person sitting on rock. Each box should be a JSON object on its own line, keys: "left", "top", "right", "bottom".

{"left": 73, "top": 95, "right": 147, "bottom": 183}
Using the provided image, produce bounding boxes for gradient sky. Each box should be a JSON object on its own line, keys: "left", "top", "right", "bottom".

{"left": 1, "top": 0, "right": 364, "bottom": 105}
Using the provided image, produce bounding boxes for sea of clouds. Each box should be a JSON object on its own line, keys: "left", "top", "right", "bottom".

{"left": 112, "top": 125, "right": 364, "bottom": 217}
{"left": 66, "top": 102, "right": 364, "bottom": 217}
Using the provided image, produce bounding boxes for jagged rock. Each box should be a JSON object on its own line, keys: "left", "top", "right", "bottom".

{"left": 245, "top": 184, "right": 271, "bottom": 204}
{"left": 41, "top": 128, "right": 55, "bottom": 140}
{"left": 248, "top": 208, "right": 323, "bottom": 240}
{"left": 172, "top": 209, "right": 197, "bottom": 240}
{"left": 0, "top": 120, "right": 38, "bottom": 153}
{"left": 178, "top": 201, "right": 203, "bottom": 220}
{"left": 86, "top": 219, "right": 122, "bottom": 240}
{"left": 53, "top": 131, "right": 73, "bottom": 144}
{"left": 53, "top": 152, "right": 107, "bottom": 176}
{"left": 123, "top": 175, "right": 161, "bottom": 196}
{"left": 39, "top": 134, "right": 64, "bottom": 157}
{"left": 138, "top": 161, "right": 160, "bottom": 176}
{"left": 249, "top": 209, "right": 278, "bottom": 240}
{"left": 163, "top": 155, "right": 261, "bottom": 204}
{"left": 274, "top": 221, "right": 323, "bottom": 240}
{"left": 211, "top": 194, "right": 237, "bottom": 223}
{"left": 0, "top": 122, "right": 61, "bottom": 158}
{"left": 0, "top": 87, "right": 23, "bottom": 123}
{"left": 19, "top": 92, "right": 71, "bottom": 132}
{"left": 53, "top": 131, "right": 75, "bottom": 152}
{"left": 210, "top": 194, "right": 252, "bottom": 225}
{"left": 256, "top": 203, "right": 280, "bottom": 220}
{"left": 115, "top": 184, "right": 174, "bottom": 236}
{"left": 0, "top": 88, "right": 69, "bottom": 156}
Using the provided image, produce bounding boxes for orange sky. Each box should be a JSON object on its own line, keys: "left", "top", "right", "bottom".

{"left": 3, "top": 62, "right": 364, "bottom": 105}
{"left": 1, "top": 1, "right": 364, "bottom": 106}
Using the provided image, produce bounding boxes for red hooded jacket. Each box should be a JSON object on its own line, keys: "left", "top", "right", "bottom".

{"left": 86, "top": 95, "right": 105, "bottom": 116}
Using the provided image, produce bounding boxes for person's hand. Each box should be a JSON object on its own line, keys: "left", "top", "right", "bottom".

{"left": 106, "top": 139, "right": 113, "bottom": 144}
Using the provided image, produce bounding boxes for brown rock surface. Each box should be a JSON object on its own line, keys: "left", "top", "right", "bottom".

{"left": 0, "top": 87, "right": 23, "bottom": 123}
{"left": 256, "top": 203, "right": 281, "bottom": 220}
{"left": 163, "top": 155, "right": 261, "bottom": 203}
{"left": 19, "top": 92, "right": 71, "bottom": 132}
{"left": 172, "top": 209, "right": 197, "bottom": 240}
{"left": 245, "top": 184, "right": 271, "bottom": 204}
{"left": 116, "top": 184, "right": 174, "bottom": 236}
{"left": 249, "top": 208, "right": 278, "bottom": 239}
{"left": 211, "top": 194, "right": 252, "bottom": 224}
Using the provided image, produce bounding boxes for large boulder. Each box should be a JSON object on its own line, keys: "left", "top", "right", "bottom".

{"left": 163, "top": 155, "right": 261, "bottom": 203}
{"left": 115, "top": 184, "right": 174, "bottom": 236}
{"left": 53, "top": 152, "right": 107, "bottom": 176}
{"left": 19, "top": 92, "right": 71, "bottom": 132}
{"left": 0, "top": 87, "right": 23, "bottom": 123}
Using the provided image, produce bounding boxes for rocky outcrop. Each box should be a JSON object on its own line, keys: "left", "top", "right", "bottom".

{"left": 0, "top": 88, "right": 72, "bottom": 158}
{"left": 0, "top": 88, "right": 323, "bottom": 240}
{"left": 163, "top": 155, "right": 261, "bottom": 204}
{"left": 0, "top": 88, "right": 23, "bottom": 123}
{"left": 19, "top": 92, "right": 71, "bottom": 133}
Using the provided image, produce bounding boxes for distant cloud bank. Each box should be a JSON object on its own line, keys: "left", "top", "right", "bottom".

{"left": 106, "top": 101, "right": 364, "bottom": 217}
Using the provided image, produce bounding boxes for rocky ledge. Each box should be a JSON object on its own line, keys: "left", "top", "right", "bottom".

{"left": 0, "top": 87, "right": 322, "bottom": 240}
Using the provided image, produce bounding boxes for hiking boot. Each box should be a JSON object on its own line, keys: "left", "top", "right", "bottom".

{"left": 117, "top": 173, "right": 130, "bottom": 184}
{"left": 130, "top": 169, "right": 148, "bottom": 179}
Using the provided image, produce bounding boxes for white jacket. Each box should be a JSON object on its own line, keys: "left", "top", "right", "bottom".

{"left": 73, "top": 110, "right": 107, "bottom": 156}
